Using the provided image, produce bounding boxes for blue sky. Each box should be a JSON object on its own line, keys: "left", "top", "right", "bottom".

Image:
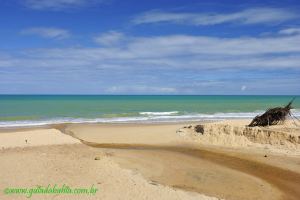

{"left": 0, "top": 0, "right": 300, "bottom": 94}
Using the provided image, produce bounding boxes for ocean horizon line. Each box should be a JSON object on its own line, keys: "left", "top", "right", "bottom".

{"left": 1, "top": 94, "right": 300, "bottom": 96}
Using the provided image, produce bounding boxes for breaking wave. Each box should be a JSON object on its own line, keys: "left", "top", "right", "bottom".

{"left": 1, "top": 109, "right": 299, "bottom": 128}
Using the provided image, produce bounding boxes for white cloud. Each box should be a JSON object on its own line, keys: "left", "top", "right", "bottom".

{"left": 2, "top": 33, "right": 300, "bottom": 72}
{"left": 94, "top": 31, "right": 124, "bottom": 46}
{"left": 126, "top": 34, "right": 300, "bottom": 57}
{"left": 278, "top": 28, "right": 300, "bottom": 35}
{"left": 21, "top": 34, "right": 300, "bottom": 61}
{"left": 133, "top": 8, "right": 298, "bottom": 26}
{"left": 22, "top": 0, "right": 103, "bottom": 11}
{"left": 241, "top": 85, "right": 247, "bottom": 91}
{"left": 21, "top": 27, "right": 70, "bottom": 39}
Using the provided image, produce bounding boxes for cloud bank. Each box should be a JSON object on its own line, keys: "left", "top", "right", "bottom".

{"left": 2, "top": 32, "right": 300, "bottom": 73}
{"left": 133, "top": 8, "right": 298, "bottom": 26}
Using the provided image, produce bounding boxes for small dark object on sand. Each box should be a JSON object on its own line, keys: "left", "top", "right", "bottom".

{"left": 264, "top": 155, "right": 267, "bottom": 158}
{"left": 194, "top": 125, "right": 204, "bottom": 134}
{"left": 248, "top": 99, "right": 295, "bottom": 127}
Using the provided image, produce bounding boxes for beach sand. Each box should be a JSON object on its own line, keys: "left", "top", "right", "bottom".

{"left": 0, "top": 120, "right": 299, "bottom": 200}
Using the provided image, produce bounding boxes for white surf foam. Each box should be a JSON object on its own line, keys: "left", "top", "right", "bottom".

{"left": 0, "top": 109, "right": 299, "bottom": 128}
{"left": 139, "top": 111, "right": 179, "bottom": 116}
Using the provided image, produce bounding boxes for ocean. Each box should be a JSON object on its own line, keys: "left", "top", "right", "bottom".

{"left": 0, "top": 95, "right": 299, "bottom": 127}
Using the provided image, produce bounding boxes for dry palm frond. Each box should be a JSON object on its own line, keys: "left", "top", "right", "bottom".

{"left": 248, "top": 98, "right": 295, "bottom": 127}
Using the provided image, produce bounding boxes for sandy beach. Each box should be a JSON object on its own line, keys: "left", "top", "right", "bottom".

{"left": 2, "top": 0, "right": 300, "bottom": 199}
{"left": 0, "top": 120, "right": 300, "bottom": 200}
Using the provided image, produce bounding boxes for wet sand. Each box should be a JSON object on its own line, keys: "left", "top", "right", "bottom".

{"left": 81, "top": 142, "right": 300, "bottom": 200}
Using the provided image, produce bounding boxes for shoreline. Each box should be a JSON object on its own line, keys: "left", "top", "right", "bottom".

{"left": 1, "top": 107, "right": 299, "bottom": 129}
{"left": 0, "top": 120, "right": 299, "bottom": 200}
{"left": 0, "top": 120, "right": 211, "bottom": 132}
{"left": 1, "top": 106, "right": 299, "bottom": 128}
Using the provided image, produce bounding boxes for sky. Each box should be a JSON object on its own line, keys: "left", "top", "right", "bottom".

{"left": 0, "top": 0, "right": 300, "bottom": 95}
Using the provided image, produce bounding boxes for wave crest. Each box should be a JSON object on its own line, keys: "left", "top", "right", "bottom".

{"left": 0, "top": 110, "right": 299, "bottom": 128}
{"left": 139, "top": 111, "right": 179, "bottom": 116}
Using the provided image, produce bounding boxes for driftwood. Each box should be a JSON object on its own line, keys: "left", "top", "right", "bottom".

{"left": 248, "top": 99, "right": 295, "bottom": 127}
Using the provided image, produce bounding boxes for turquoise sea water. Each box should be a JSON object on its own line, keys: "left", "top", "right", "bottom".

{"left": 0, "top": 95, "right": 299, "bottom": 127}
